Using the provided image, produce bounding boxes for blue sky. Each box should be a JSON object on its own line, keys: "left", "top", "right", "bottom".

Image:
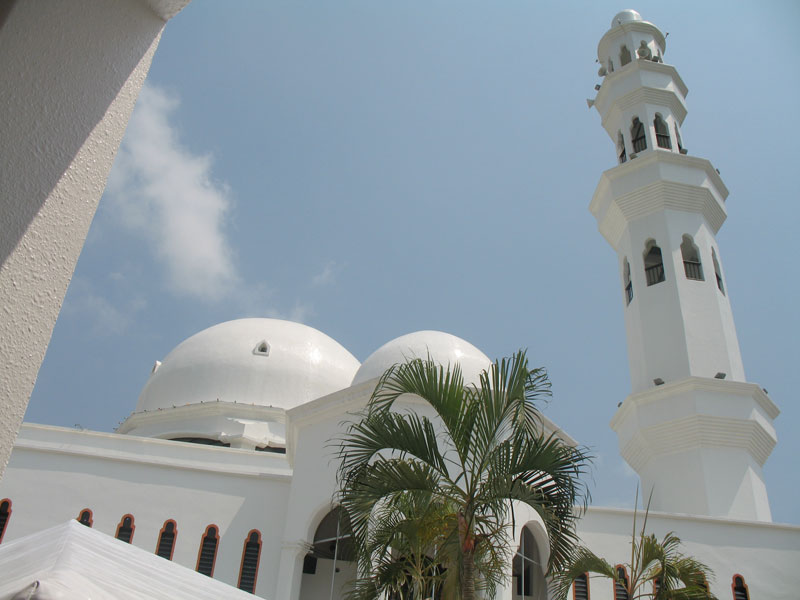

{"left": 26, "top": 1, "right": 799, "bottom": 523}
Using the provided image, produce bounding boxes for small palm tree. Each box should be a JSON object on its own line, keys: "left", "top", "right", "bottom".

{"left": 551, "top": 491, "right": 716, "bottom": 600}
{"left": 336, "top": 350, "right": 592, "bottom": 599}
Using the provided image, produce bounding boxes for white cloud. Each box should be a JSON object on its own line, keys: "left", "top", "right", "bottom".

{"left": 64, "top": 279, "right": 147, "bottom": 336}
{"left": 106, "top": 83, "right": 239, "bottom": 302}
{"left": 311, "top": 260, "right": 339, "bottom": 287}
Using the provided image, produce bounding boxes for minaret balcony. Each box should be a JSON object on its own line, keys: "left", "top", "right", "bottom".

{"left": 590, "top": 150, "right": 729, "bottom": 250}
{"left": 594, "top": 60, "right": 689, "bottom": 139}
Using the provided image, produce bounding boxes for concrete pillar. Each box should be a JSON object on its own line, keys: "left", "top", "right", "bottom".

{"left": 0, "top": 0, "right": 190, "bottom": 478}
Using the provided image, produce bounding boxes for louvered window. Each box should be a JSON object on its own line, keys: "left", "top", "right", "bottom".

{"left": 732, "top": 575, "right": 749, "bottom": 600}
{"left": 238, "top": 530, "right": 262, "bottom": 593}
{"left": 631, "top": 118, "right": 647, "bottom": 153}
{"left": 654, "top": 114, "right": 672, "bottom": 149}
{"left": 197, "top": 525, "right": 219, "bottom": 577}
{"left": 573, "top": 572, "right": 589, "bottom": 600}
{"left": 115, "top": 514, "right": 134, "bottom": 543}
{"left": 644, "top": 240, "right": 666, "bottom": 286}
{"left": 78, "top": 509, "right": 93, "bottom": 527}
{"left": 0, "top": 500, "right": 10, "bottom": 543}
{"left": 156, "top": 520, "right": 177, "bottom": 560}
{"left": 614, "top": 566, "right": 629, "bottom": 600}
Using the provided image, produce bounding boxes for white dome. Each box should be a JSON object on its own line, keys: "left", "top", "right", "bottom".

{"left": 353, "top": 330, "right": 492, "bottom": 387}
{"left": 136, "top": 319, "right": 360, "bottom": 413}
{"left": 611, "top": 9, "right": 642, "bottom": 28}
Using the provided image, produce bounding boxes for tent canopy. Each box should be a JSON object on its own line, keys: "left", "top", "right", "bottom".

{"left": 0, "top": 520, "right": 261, "bottom": 600}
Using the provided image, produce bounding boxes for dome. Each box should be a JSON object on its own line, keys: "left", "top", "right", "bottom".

{"left": 353, "top": 330, "right": 492, "bottom": 387}
{"left": 136, "top": 318, "right": 360, "bottom": 413}
{"left": 611, "top": 9, "right": 642, "bottom": 28}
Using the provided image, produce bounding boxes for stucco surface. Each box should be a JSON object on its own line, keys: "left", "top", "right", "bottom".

{"left": 0, "top": 0, "right": 187, "bottom": 478}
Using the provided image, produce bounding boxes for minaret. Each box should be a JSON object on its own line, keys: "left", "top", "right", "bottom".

{"left": 589, "top": 10, "right": 778, "bottom": 521}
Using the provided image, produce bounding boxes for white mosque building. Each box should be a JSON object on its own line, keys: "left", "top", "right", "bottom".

{"left": 0, "top": 9, "right": 797, "bottom": 600}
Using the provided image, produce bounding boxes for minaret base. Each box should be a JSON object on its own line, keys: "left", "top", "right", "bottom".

{"left": 611, "top": 377, "right": 778, "bottom": 521}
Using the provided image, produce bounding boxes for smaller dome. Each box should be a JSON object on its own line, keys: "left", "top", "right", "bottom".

{"left": 353, "top": 331, "right": 491, "bottom": 387}
{"left": 611, "top": 9, "right": 642, "bottom": 28}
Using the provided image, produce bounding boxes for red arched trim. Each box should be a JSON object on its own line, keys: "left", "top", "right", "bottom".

{"left": 572, "top": 571, "right": 590, "bottom": 600}
{"left": 115, "top": 513, "right": 135, "bottom": 543}
{"left": 155, "top": 519, "right": 178, "bottom": 560}
{"left": 196, "top": 524, "right": 220, "bottom": 577}
{"left": 0, "top": 499, "right": 11, "bottom": 544}
{"left": 731, "top": 574, "right": 750, "bottom": 600}
{"left": 237, "top": 529, "right": 262, "bottom": 593}
{"left": 613, "top": 565, "right": 629, "bottom": 600}
{"left": 77, "top": 508, "right": 93, "bottom": 527}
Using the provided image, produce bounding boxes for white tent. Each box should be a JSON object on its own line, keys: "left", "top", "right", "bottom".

{"left": 0, "top": 520, "right": 260, "bottom": 599}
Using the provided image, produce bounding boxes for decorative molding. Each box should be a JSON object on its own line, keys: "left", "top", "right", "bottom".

{"left": 601, "top": 86, "right": 688, "bottom": 133}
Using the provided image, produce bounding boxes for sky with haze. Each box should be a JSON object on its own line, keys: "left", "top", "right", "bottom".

{"left": 25, "top": 1, "right": 800, "bottom": 524}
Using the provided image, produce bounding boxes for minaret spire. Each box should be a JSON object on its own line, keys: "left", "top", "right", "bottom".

{"left": 589, "top": 10, "right": 778, "bottom": 521}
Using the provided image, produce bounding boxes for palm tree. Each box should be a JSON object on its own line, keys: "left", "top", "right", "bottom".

{"left": 336, "top": 350, "right": 592, "bottom": 599}
{"left": 551, "top": 492, "right": 716, "bottom": 600}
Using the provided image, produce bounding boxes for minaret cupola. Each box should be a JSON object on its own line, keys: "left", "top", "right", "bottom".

{"left": 593, "top": 10, "right": 686, "bottom": 163}
{"left": 588, "top": 11, "right": 779, "bottom": 522}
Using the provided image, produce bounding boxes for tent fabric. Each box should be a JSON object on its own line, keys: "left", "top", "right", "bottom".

{"left": 0, "top": 520, "right": 260, "bottom": 600}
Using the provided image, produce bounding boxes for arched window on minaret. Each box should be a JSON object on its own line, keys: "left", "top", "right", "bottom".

{"left": 674, "top": 124, "right": 684, "bottom": 153}
{"left": 607, "top": 58, "right": 614, "bottom": 73}
{"left": 617, "top": 131, "right": 627, "bottom": 164}
{"left": 712, "top": 248, "right": 725, "bottom": 294}
{"left": 732, "top": 574, "right": 750, "bottom": 600}
{"left": 623, "top": 258, "right": 633, "bottom": 305}
{"left": 620, "top": 45, "right": 632, "bottom": 66}
{"left": 654, "top": 114, "right": 672, "bottom": 149}
{"left": 681, "top": 235, "right": 704, "bottom": 280}
{"left": 643, "top": 240, "right": 666, "bottom": 286}
{"left": 631, "top": 117, "right": 647, "bottom": 153}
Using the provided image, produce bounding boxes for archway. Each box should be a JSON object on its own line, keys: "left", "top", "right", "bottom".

{"left": 511, "top": 525, "right": 547, "bottom": 600}
{"left": 299, "top": 506, "right": 356, "bottom": 600}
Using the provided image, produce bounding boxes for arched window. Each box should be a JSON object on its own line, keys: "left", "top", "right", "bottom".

{"left": 712, "top": 248, "right": 725, "bottom": 294}
{"left": 643, "top": 240, "right": 666, "bottom": 286}
{"left": 115, "top": 514, "right": 135, "bottom": 543}
{"left": 156, "top": 520, "right": 177, "bottom": 560}
{"left": 623, "top": 258, "right": 633, "bottom": 305}
{"left": 681, "top": 235, "right": 704, "bottom": 280}
{"left": 631, "top": 117, "right": 647, "bottom": 153}
{"left": 732, "top": 574, "right": 749, "bottom": 600}
{"left": 620, "top": 45, "right": 632, "bottom": 66}
{"left": 675, "top": 124, "right": 684, "bottom": 153}
{"left": 608, "top": 58, "right": 615, "bottom": 73}
{"left": 513, "top": 526, "right": 545, "bottom": 599}
{"left": 238, "top": 530, "right": 262, "bottom": 593}
{"left": 617, "top": 131, "right": 627, "bottom": 164}
{"left": 573, "top": 572, "right": 589, "bottom": 600}
{"left": 77, "top": 509, "right": 93, "bottom": 527}
{"left": 654, "top": 114, "right": 672, "bottom": 149}
{"left": 0, "top": 499, "right": 11, "bottom": 543}
{"left": 196, "top": 525, "right": 220, "bottom": 577}
{"left": 614, "top": 565, "right": 630, "bottom": 600}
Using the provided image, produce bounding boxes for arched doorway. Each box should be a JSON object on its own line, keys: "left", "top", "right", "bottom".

{"left": 300, "top": 507, "right": 356, "bottom": 600}
{"left": 512, "top": 526, "right": 546, "bottom": 600}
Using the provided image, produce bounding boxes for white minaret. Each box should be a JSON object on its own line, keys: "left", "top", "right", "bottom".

{"left": 589, "top": 10, "right": 778, "bottom": 521}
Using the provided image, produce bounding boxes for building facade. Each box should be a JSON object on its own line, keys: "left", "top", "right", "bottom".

{"left": 0, "top": 9, "right": 797, "bottom": 600}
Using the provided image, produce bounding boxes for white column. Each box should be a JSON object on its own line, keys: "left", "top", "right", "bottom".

{"left": 0, "top": 0, "right": 190, "bottom": 478}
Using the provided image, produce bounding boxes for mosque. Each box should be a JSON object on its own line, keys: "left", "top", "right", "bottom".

{"left": 0, "top": 9, "right": 797, "bottom": 600}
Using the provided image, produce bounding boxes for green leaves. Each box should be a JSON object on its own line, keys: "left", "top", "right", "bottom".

{"left": 336, "top": 350, "right": 592, "bottom": 598}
